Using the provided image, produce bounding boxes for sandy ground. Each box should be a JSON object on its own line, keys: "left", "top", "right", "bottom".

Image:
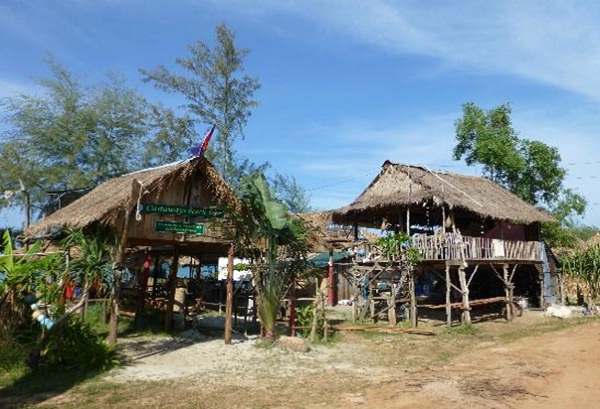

{"left": 16, "top": 312, "right": 600, "bottom": 408}
{"left": 93, "top": 314, "right": 600, "bottom": 409}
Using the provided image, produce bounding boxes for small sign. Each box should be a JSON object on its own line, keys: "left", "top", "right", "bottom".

{"left": 140, "top": 203, "right": 224, "bottom": 218}
{"left": 155, "top": 220, "right": 205, "bottom": 235}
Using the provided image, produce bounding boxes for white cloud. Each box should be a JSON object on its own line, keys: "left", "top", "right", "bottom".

{"left": 220, "top": 1, "right": 600, "bottom": 102}
{"left": 0, "top": 79, "right": 37, "bottom": 99}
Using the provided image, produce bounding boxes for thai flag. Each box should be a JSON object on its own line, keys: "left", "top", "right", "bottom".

{"left": 191, "top": 125, "right": 215, "bottom": 158}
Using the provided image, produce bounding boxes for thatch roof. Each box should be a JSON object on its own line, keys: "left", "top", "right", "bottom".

{"left": 333, "top": 161, "right": 554, "bottom": 226}
{"left": 298, "top": 211, "right": 379, "bottom": 248}
{"left": 26, "top": 157, "right": 237, "bottom": 238}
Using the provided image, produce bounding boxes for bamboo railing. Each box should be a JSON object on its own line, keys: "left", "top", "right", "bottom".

{"left": 411, "top": 233, "right": 542, "bottom": 261}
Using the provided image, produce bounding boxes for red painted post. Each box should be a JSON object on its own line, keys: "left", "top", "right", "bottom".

{"left": 328, "top": 250, "right": 335, "bottom": 306}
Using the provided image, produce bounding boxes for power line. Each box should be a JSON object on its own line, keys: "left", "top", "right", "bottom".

{"left": 306, "top": 171, "right": 377, "bottom": 192}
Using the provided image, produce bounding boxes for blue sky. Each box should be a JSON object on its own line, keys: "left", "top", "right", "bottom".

{"left": 2, "top": 1, "right": 600, "bottom": 228}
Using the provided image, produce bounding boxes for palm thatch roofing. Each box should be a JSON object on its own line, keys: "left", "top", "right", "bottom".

{"left": 26, "top": 157, "right": 238, "bottom": 238}
{"left": 332, "top": 161, "right": 554, "bottom": 227}
{"left": 298, "top": 211, "right": 379, "bottom": 248}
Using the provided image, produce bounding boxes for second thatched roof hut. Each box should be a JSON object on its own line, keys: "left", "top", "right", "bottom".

{"left": 333, "top": 161, "right": 553, "bottom": 239}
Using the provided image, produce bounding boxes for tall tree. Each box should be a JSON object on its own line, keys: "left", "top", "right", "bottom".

{"left": 142, "top": 103, "right": 197, "bottom": 168}
{"left": 453, "top": 102, "right": 586, "bottom": 246}
{"left": 271, "top": 173, "right": 312, "bottom": 214}
{"left": 140, "top": 23, "right": 261, "bottom": 186}
{"left": 454, "top": 103, "right": 523, "bottom": 189}
{"left": 0, "top": 58, "right": 193, "bottom": 223}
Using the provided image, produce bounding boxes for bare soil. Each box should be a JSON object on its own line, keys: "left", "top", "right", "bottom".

{"left": 6, "top": 311, "right": 600, "bottom": 408}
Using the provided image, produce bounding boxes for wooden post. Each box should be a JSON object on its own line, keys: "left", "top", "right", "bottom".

{"left": 409, "top": 269, "right": 417, "bottom": 327}
{"left": 406, "top": 207, "right": 411, "bottom": 235}
{"left": 224, "top": 243, "right": 234, "bottom": 344}
{"left": 539, "top": 270, "right": 545, "bottom": 310}
{"left": 445, "top": 265, "right": 452, "bottom": 327}
{"left": 559, "top": 272, "right": 566, "bottom": 305}
{"left": 289, "top": 278, "right": 296, "bottom": 337}
{"left": 458, "top": 265, "right": 471, "bottom": 325}
{"left": 352, "top": 272, "right": 358, "bottom": 322}
{"left": 328, "top": 250, "right": 335, "bottom": 306}
{"left": 503, "top": 264, "right": 513, "bottom": 321}
{"left": 108, "top": 179, "right": 140, "bottom": 345}
{"left": 387, "top": 289, "right": 397, "bottom": 326}
{"left": 164, "top": 246, "right": 180, "bottom": 332}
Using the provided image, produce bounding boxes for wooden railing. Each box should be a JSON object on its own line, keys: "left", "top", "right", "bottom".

{"left": 411, "top": 233, "right": 542, "bottom": 262}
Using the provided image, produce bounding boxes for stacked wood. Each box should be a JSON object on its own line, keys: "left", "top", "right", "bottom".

{"left": 419, "top": 296, "right": 506, "bottom": 310}
{"left": 333, "top": 324, "right": 434, "bottom": 336}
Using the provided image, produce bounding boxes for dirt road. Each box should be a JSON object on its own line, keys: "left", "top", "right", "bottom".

{"left": 345, "top": 320, "right": 600, "bottom": 409}
{"left": 17, "top": 316, "right": 600, "bottom": 408}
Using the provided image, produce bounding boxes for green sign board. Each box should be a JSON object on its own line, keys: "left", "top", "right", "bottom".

{"left": 140, "top": 203, "right": 225, "bottom": 218}
{"left": 155, "top": 220, "right": 205, "bottom": 235}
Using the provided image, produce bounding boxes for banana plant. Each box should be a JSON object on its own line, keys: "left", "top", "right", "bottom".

{"left": 240, "top": 173, "right": 308, "bottom": 340}
{"left": 0, "top": 230, "right": 63, "bottom": 333}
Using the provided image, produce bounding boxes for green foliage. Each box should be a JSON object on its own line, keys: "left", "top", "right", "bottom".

{"left": 454, "top": 102, "right": 572, "bottom": 208}
{"left": 1, "top": 230, "right": 63, "bottom": 304}
{"left": 0, "top": 330, "right": 28, "bottom": 372}
{"left": 562, "top": 244, "right": 600, "bottom": 306}
{"left": 570, "top": 224, "right": 600, "bottom": 242}
{"left": 44, "top": 317, "right": 119, "bottom": 371}
{"left": 61, "top": 230, "right": 116, "bottom": 291}
{"left": 238, "top": 173, "right": 311, "bottom": 340}
{"left": 271, "top": 173, "right": 312, "bottom": 214}
{"left": 375, "top": 232, "right": 421, "bottom": 264}
{"left": 140, "top": 23, "right": 261, "bottom": 187}
{"left": 454, "top": 103, "right": 523, "bottom": 188}
{"left": 541, "top": 188, "right": 588, "bottom": 248}
{"left": 0, "top": 57, "right": 192, "bottom": 217}
{"left": 296, "top": 304, "right": 324, "bottom": 339}
{"left": 454, "top": 102, "right": 587, "bottom": 244}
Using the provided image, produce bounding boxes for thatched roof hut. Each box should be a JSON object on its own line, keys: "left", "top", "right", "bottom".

{"left": 299, "top": 211, "right": 379, "bottom": 248}
{"left": 26, "top": 157, "right": 238, "bottom": 253}
{"left": 332, "top": 161, "right": 553, "bottom": 229}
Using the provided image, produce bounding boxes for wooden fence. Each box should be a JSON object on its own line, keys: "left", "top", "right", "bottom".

{"left": 411, "top": 233, "right": 542, "bottom": 261}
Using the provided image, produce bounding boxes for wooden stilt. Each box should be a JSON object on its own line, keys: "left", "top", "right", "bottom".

{"left": 458, "top": 265, "right": 471, "bottom": 325}
{"left": 388, "top": 286, "right": 397, "bottom": 326}
{"left": 503, "top": 264, "right": 512, "bottom": 321}
{"left": 164, "top": 246, "right": 180, "bottom": 332}
{"left": 445, "top": 265, "right": 452, "bottom": 327}
{"left": 109, "top": 179, "right": 140, "bottom": 346}
{"left": 289, "top": 278, "right": 296, "bottom": 336}
{"left": 409, "top": 269, "right": 417, "bottom": 327}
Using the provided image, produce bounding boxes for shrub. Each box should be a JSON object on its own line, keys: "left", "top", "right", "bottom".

{"left": 44, "top": 318, "right": 119, "bottom": 371}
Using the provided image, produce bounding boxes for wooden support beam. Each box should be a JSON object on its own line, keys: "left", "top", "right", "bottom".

{"left": 409, "top": 269, "right": 417, "bottom": 327}
{"left": 420, "top": 296, "right": 506, "bottom": 310}
{"left": 458, "top": 265, "right": 471, "bottom": 325}
{"left": 224, "top": 243, "right": 234, "bottom": 344}
{"left": 467, "top": 264, "right": 480, "bottom": 287}
{"left": 164, "top": 245, "right": 180, "bottom": 332}
{"left": 503, "top": 264, "right": 514, "bottom": 322}
{"left": 109, "top": 179, "right": 140, "bottom": 346}
{"left": 445, "top": 265, "right": 452, "bottom": 327}
{"left": 431, "top": 268, "right": 462, "bottom": 294}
